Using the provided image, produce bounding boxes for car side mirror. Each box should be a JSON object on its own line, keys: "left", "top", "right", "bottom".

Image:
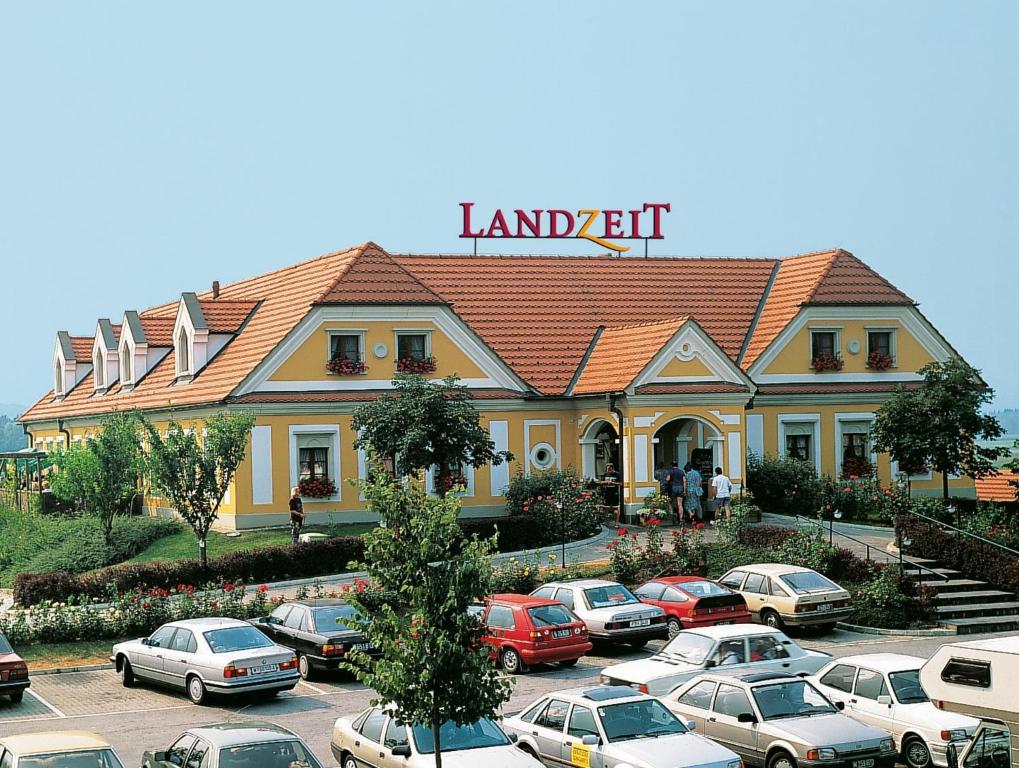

{"left": 877, "top": 695, "right": 892, "bottom": 707}
{"left": 153, "top": 752, "right": 169, "bottom": 762}
{"left": 685, "top": 720, "right": 697, "bottom": 732}
{"left": 141, "top": 637, "right": 151, "bottom": 646}
{"left": 508, "top": 734, "right": 518, "bottom": 743}
{"left": 946, "top": 742, "right": 959, "bottom": 768}
{"left": 835, "top": 701, "right": 845, "bottom": 710}
{"left": 582, "top": 734, "right": 600, "bottom": 746}
{"left": 737, "top": 713, "right": 758, "bottom": 724}
{"left": 704, "top": 659, "right": 717, "bottom": 668}
{"left": 392, "top": 745, "right": 412, "bottom": 758}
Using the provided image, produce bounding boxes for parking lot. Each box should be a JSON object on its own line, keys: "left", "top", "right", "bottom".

{"left": 0, "top": 627, "right": 996, "bottom": 765}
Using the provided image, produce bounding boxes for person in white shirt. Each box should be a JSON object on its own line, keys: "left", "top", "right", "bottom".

{"left": 710, "top": 466, "right": 733, "bottom": 522}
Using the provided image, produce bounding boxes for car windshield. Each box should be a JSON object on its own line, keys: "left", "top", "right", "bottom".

{"left": 219, "top": 740, "right": 322, "bottom": 768}
{"left": 21, "top": 750, "right": 125, "bottom": 768}
{"left": 676, "top": 580, "right": 730, "bottom": 598}
{"left": 584, "top": 585, "right": 640, "bottom": 609}
{"left": 598, "top": 699, "right": 687, "bottom": 742}
{"left": 888, "top": 669, "right": 929, "bottom": 704}
{"left": 312, "top": 605, "right": 360, "bottom": 632}
{"left": 528, "top": 604, "right": 578, "bottom": 627}
{"left": 658, "top": 631, "right": 714, "bottom": 663}
{"left": 752, "top": 680, "right": 838, "bottom": 720}
{"left": 780, "top": 572, "right": 839, "bottom": 594}
{"left": 203, "top": 625, "right": 274, "bottom": 653}
{"left": 411, "top": 718, "right": 510, "bottom": 754}
{"left": 0, "top": 634, "right": 13, "bottom": 654}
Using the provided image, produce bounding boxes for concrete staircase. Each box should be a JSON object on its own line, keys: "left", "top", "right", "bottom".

{"left": 903, "top": 559, "right": 1019, "bottom": 634}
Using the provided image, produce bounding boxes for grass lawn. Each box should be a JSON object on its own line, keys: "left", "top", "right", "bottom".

{"left": 19, "top": 639, "right": 115, "bottom": 670}
{"left": 126, "top": 523, "right": 377, "bottom": 564}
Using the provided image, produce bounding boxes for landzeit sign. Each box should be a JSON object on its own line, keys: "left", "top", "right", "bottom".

{"left": 459, "top": 202, "right": 670, "bottom": 253}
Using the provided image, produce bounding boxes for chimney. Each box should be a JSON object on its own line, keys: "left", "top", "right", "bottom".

{"left": 212, "top": 280, "right": 220, "bottom": 299}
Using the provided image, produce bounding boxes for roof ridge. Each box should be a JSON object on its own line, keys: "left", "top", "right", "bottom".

{"left": 396, "top": 252, "right": 779, "bottom": 262}
{"left": 603, "top": 316, "right": 690, "bottom": 332}
{"left": 775, "top": 248, "right": 841, "bottom": 262}
{"left": 804, "top": 248, "right": 914, "bottom": 305}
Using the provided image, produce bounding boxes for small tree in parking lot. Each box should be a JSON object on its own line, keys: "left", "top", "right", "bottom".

{"left": 343, "top": 463, "right": 512, "bottom": 768}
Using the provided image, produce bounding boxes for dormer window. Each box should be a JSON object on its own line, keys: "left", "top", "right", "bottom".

{"left": 120, "top": 340, "right": 133, "bottom": 386}
{"left": 54, "top": 359, "right": 64, "bottom": 396}
{"left": 94, "top": 350, "right": 105, "bottom": 390}
{"left": 176, "top": 326, "right": 192, "bottom": 377}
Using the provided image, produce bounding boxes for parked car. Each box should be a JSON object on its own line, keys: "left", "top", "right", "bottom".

{"left": 718, "top": 563, "right": 853, "bottom": 630}
{"left": 111, "top": 617, "right": 299, "bottom": 704}
{"left": 599, "top": 624, "right": 830, "bottom": 695}
{"left": 331, "top": 706, "right": 544, "bottom": 768}
{"left": 0, "top": 630, "right": 30, "bottom": 703}
{"left": 249, "top": 598, "right": 377, "bottom": 680}
{"left": 502, "top": 685, "right": 743, "bottom": 768}
{"left": 141, "top": 721, "right": 324, "bottom": 768}
{"left": 810, "top": 653, "right": 979, "bottom": 768}
{"left": 634, "top": 576, "right": 752, "bottom": 636}
{"left": 0, "top": 731, "right": 125, "bottom": 767}
{"left": 530, "top": 579, "right": 667, "bottom": 646}
{"left": 665, "top": 671, "right": 898, "bottom": 768}
{"left": 468, "top": 593, "right": 592, "bottom": 674}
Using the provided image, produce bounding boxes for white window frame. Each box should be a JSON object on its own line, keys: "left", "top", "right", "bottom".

{"left": 93, "top": 349, "right": 105, "bottom": 390}
{"left": 425, "top": 462, "right": 475, "bottom": 498}
{"left": 120, "top": 339, "right": 133, "bottom": 386}
{"left": 865, "top": 326, "right": 897, "bottom": 367}
{"left": 777, "top": 413, "right": 822, "bottom": 475}
{"left": 175, "top": 325, "right": 193, "bottom": 378}
{"left": 326, "top": 330, "right": 366, "bottom": 363}
{"left": 394, "top": 329, "right": 432, "bottom": 361}
{"left": 54, "top": 358, "right": 64, "bottom": 396}
{"left": 834, "top": 412, "right": 877, "bottom": 477}
{"left": 809, "top": 327, "right": 841, "bottom": 363}
{"left": 288, "top": 424, "right": 341, "bottom": 500}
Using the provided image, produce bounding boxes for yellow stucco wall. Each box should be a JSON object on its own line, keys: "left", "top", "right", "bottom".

{"left": 657, "top": 355, "right": 714, "bottom": 378}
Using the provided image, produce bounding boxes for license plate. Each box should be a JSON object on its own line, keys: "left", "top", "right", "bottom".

{"left": 552, "top": 628, "right": 572, "bottom": 638}
{"left": 715, "top": 620, "right": 733, "bottom": 625}
{"left": 629, "top": 619, "right": 651, "bottom": 628}
{"left": 352, "top": 643, "right": 372, "bottom": 652}
{"left": 249, "top": 664, "right": 279, "bottom": 674}
{"left": 817, "top": 603, "right": 833, "bottom": 612}
{"left": 852, "top": 759, "right": 875, "bottom": 768}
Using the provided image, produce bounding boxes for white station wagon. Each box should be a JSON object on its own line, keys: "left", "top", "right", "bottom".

{"left": 810, "top": 653, "right": 979, "bottom": 768}
{"left": 600, "top": 624, "right": 830, "bottom": 696}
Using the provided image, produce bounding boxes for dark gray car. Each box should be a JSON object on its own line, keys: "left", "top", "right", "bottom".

{"left": 141, "top": 721, "right": 324, "bottom": 768}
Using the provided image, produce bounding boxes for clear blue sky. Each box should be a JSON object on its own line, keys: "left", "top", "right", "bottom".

{"left": 1, "top": 2, "right": 1015, "bottom": 411}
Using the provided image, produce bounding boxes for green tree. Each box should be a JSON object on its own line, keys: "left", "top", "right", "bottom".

{"left": 0, "top": 415, "right": 27, "bottom": 452}
{"left": 343, "top": 464, "right": 512, "bottom": 768}
{"left": 1004, "top": 440, "right": 1019, "bottom": 502}
{"left": 872, "top": 358, "right": 1008, "bottom": 500}
{"left": 143, "top": 411, "right": 254, "bottom": 567}
{"left": 49, "top": 411, "right": 144, "bottom": 544}
{"left": 352, "top": 374, "right": 512, "bottom": 495}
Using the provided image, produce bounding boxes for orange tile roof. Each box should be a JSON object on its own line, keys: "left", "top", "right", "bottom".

{"left": 634, "top": 382, "right": 751, "bottom": 395}
{"left": 69, "top": 336, "right": 93, "bottom": 362}
{"left": 807, "top": 250, "right": 914, "bottom": 305}
{"left": 755, "top": 381, "right": 924, "bottom": 396}
{"left": 198, "top": 299, "right": 259, "bottom": 333}
{"left": 231, "top": 388, "right": 524, "bottom": 404}
{"left": 572, "top": 318, "right": 688, "bottom": 395}
{"left": 319, "top": 243, "right": 445, "bottom": 305}
{"left": 138, "top": 317, "right": 176, "bottom": 346}
{"left": 21, "top": 244, "right": 367, "bottom": 422}
{"left": 975, "top": 472, "right": 1019, "bottom": 503}
{"left": 395, "top": 254, "right": 775, "bottom": 394}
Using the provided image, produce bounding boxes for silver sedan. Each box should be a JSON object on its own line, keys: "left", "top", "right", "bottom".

{"left": 111, "top": 617, "right": 299, "bottom": 704}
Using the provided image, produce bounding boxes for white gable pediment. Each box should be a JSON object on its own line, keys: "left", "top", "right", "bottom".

{"left": 632, "top": 323, "right": 751, "bottom": 390}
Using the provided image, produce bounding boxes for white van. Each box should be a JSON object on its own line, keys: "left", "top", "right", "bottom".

{"left": 920, "top": 637, "right": 1019, "bottom": 768}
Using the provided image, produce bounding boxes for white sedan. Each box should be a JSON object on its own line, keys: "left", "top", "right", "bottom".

{"left": 810, "top": 653, "right": 979, "bottom": 768}
{"left": 600, "top": 624, "right": 830, "bottom": 696}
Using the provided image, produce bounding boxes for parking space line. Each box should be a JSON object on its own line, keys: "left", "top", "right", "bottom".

{"left": 26, "top": 688, "right": 67, "bottom": 719}
{"left": 297, "top": 680, "right": 328, "bottom": 695}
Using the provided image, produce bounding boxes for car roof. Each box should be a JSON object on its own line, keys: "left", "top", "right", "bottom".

{"left": 187, "top": 721, "right": 298, "bottom": 747}
{"left": 0, "top": 731, "right": 113, "bottom": 753}
{"left": 290, "top": 598, "right": 352, "bottom": 608}
{"left": 490, "top": 593, "right": 562, "bottom": 607}
{"left": 688, "top": 671, "right": 801, "bottom": 687}
{"left": 651, "top": 576, "right": 720, "bottom": 587}
{"left": 539, "top": 579, "right": 621, "bottom": 590}
{"left": 167, "top": 617, "right": 251, "bottom": 629}
{"left": 822, "top": 653, "right": 926, "bottom": 673}
{"left": 534, "top": 685, "right": 647, "bottom": 705}
{"left": 730, "top": 563, "right": 814, "bottom": 576}
{"left": 685, "top": 624, "right": 785, "bottom": 640}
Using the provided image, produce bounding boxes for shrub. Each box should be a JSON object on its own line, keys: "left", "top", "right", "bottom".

{"left": 14, "top": 536, "right": 366, "bottom": 606}
{"left": 490, "top": 553, "right": 584, "bottom": 594}
{"left": 737, "top": 525, "right": 796, "bottom": 548}
{"left": 607, "top": 520, "right": 708, "bottom": 584}
{"left": 819, "top": 476, "right": 909, "bottom": 523}
{"left": 459, "top": 515, "right": 543, "bottom": 553}
{"left": 505, "top": 469, "right": 605, "bottom": 546}
{"left": 746, "top": 453, "right": 821, "bottom": 518}
{"left": 844, "top": 566, "right": 912, "bottom": 629}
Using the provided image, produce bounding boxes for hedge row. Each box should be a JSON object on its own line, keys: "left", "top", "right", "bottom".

{"left": 459, "top": 515, "right": 543, "bottom": 552}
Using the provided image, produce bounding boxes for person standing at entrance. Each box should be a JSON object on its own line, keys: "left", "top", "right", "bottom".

{"left": 289, "top": 486, "right": 306, "bottom": 545}
{"left": 710, "top": 467, "right": 733, "bottom": 522}
{"left": 683, "top": 462, "right": 703, "bottom": 523}
{"left": 666, "top": 461, "right": 686, "bottom": 526}
{"left": 600, "top": 463, "right": 622, "bottom": 523}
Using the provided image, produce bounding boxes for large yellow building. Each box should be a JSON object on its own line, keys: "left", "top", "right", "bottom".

{"left": 20, "top": 243, "right": 973, "bottom": 529}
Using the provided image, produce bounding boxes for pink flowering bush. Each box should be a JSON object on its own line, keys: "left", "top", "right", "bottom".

{"left": 506, "top": 470, "right": 605, "bottom": 546}
{"left": 608, "top": 518, "right": 707, "bottom": 585}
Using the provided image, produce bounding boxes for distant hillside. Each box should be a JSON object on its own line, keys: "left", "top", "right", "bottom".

{"left": 991, "top": 409, "right": 1019, "bottom": 438}
{"left": 0, "top": 415, "right": 27, "bottom": 452}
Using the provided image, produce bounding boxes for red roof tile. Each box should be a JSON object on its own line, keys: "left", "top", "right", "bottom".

{"left": 138, "top": 317, "right": 176, "bottom": 346}
{"left": 807, "top": 251, "right": 914, "bottom": 305}
{"left": 230, "top": 388, "right": 523, "bottom": 403}
{"left": 633, "top": 382, "right": 751, "bottom": 395}
{"left": 320, "top": 244, "right": 445, "bottom": 305}
{"left": 572, "top": 318, "right": 688, "bottom": 395}
{"left": 69, "top": 336, "right": 93, "bottom": 362}
{"left": 755, "top": 381, "right": 924, "bottom": 396}
{"left": 198, "top": 299, "right": 259, "bottom": 333}
{"left": 975, "top": 472, "right": 1019, "bottom": 503}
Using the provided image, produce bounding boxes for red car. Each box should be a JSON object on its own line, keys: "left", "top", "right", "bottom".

{"left": 0, "top": 631, "right": 29, "bottom": 703}
{"left": 633, "top": 576, "right": 751, "bottom": 637}
{"left": 469, "top": 593, "right": 592, "bottom": 674}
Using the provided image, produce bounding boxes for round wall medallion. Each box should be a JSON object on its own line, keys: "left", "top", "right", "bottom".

{"left": 529, "top": 442, "right": 557, "bottom": 470}
{"left": 847, "top": 339, "right": 861, "bottom": 355}
{"left": 372, "top": 342, "right": 388, "bottom": 359}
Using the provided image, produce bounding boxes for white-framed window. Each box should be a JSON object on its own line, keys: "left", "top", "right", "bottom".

{"left": 94, "top": 349, "right": 105, "bottom": 390}
{"left": 327, "top": 332, "right": 364, "bottom": 363}
{"left": 835, "top": 413, "right": 876, "bottom": 478}
{"left": 777, "top": 414, "right": 821, "bottom": 475}
{"left": 120, "top": 340, "right": 133, "bottom": 385}
{"left": 426, "top": 462, "right": 475, "bottom": 497}
{"left": 176, "top": 326, "right": 192, "bottom": 377}
{"left": 288, "top": 425, "right": 341, "bottom": 500}
{"left": 54, "top": 359, "right": 63, "bottom": 396}
{"left": 810, "top": 328, "right": 841, "bottom": 361}
{"left": 396, "top": 331, "right": 430, "bottom": 362}
{"left": 866, "top": 327, "right": 896, "bottom": 366}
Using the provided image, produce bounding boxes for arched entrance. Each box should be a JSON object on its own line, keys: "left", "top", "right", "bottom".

{"left": 580, "top": 418, "right": 619, "bottom": 480}
{"left": 653, "top": 416, "right": 723, "bottom": 492}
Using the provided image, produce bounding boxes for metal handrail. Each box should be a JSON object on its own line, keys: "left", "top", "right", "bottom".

{"left": 903, "top": 509, "right": 1019, "bottom": 557}
{"left": 793, "top": 515, "right": 950, "bottom": 581}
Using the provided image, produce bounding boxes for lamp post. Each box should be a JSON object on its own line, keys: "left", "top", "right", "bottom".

{"left": 556, "top": 500, "right": 566, "bottom": 571}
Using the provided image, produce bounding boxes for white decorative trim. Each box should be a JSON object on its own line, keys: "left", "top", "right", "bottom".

{"left": 524, "top": 419, "right": 561, "bottom": 476}
{"left": 746, "top": 414, "right": 764, "bottom": 458}
{"left": 727, "top": 432, "right": 743, "bottom": 480}
{"left": 633, "top": 413, "right": 664, "bottom": 428}
{"left": 250, "top": 425, "right": 273, "bottom": 505}
{"left": 808, "top": 326, "right": 842, "bottom": 367}
{"left": 632, "top": 323, "right": 753, "bottom": 391}
{"left": 633, "top": 434, "right": 649, "bottom": 482}
{"left": 777, "top": 413, "right": 822, "bottom": 475}
{"left": 833, "top": 412, "right": 876, "bottom": 477}
{"left": 748, "top": 305, "right": 954, "bottom": 377}
{"left": 754, "top": 372, "right": 921, "bottom": 384}
{"left": 394, "top": 329, "right": 431, "bottom": 361}
{"left": 236, "top": 305, "right": 527, "bottom": 396}
{"left": 635, "top": 486, "right": 657, "bottom": 498}
{"left": 288, "top": 424, "right": 341, "bottom": 500}
{"left": 864, "top": 326, "right": 898, "bottom": 367}
{"left": 489, "top": 420, "right": 510, "bottom": 496}
{"left": 708, "top": 410, "right": 741, "bottom": 426}
{"left": 254, "top": 377, "right": 502, "bottom": 392}
{"left": 425, "top": 462, "right": 475, "bottom": 497}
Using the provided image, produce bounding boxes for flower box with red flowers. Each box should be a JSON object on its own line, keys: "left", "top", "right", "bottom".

{"left": 298, "top": 477, "right": 337, "bottom": 498}
{"left": 395, "top": 356, "right": 437, "bottom": 374}
{"left": 326, "top": 356, "right": 366, "bottom": 376}
{"left": 866, "top": 351, "right": 894, "bottom": 371}
{"left": 841, "top": 456, "right": 874, "bottom": 479}
{"left": 811, "top": 354, "right": 844, "bottom": 372}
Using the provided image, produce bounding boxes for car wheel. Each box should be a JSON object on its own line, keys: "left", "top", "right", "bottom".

{"left": 9, "top": 690, "right": 24, "bottom": 703}
{"left": 761, "top": 609, "right": 783, "bottom": 629}
{"left": 768, "top": 749, "right": 797, "bottom": 768}
{"left": 501, "top": 648, "right": 525, "bottom": 674}
{"left": 342, "top": 752, "right": 358, "bottom": 768}
{"left": 667, "top": 617, "right": 682, "bottom": 638}
{"left": 904, "top": 736, "right": 932, "bottom": 768}
{"left": 186, "top": 675, "right": 207, "bottom": 705}
{"left": 298, "top": 653, "right": 314, "bottom": 681}
{"left": 119, "top": 657, "right": 135, "bottom": 687}
{"left": 558, "top": 658, "right": 579, "bottom": 668}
